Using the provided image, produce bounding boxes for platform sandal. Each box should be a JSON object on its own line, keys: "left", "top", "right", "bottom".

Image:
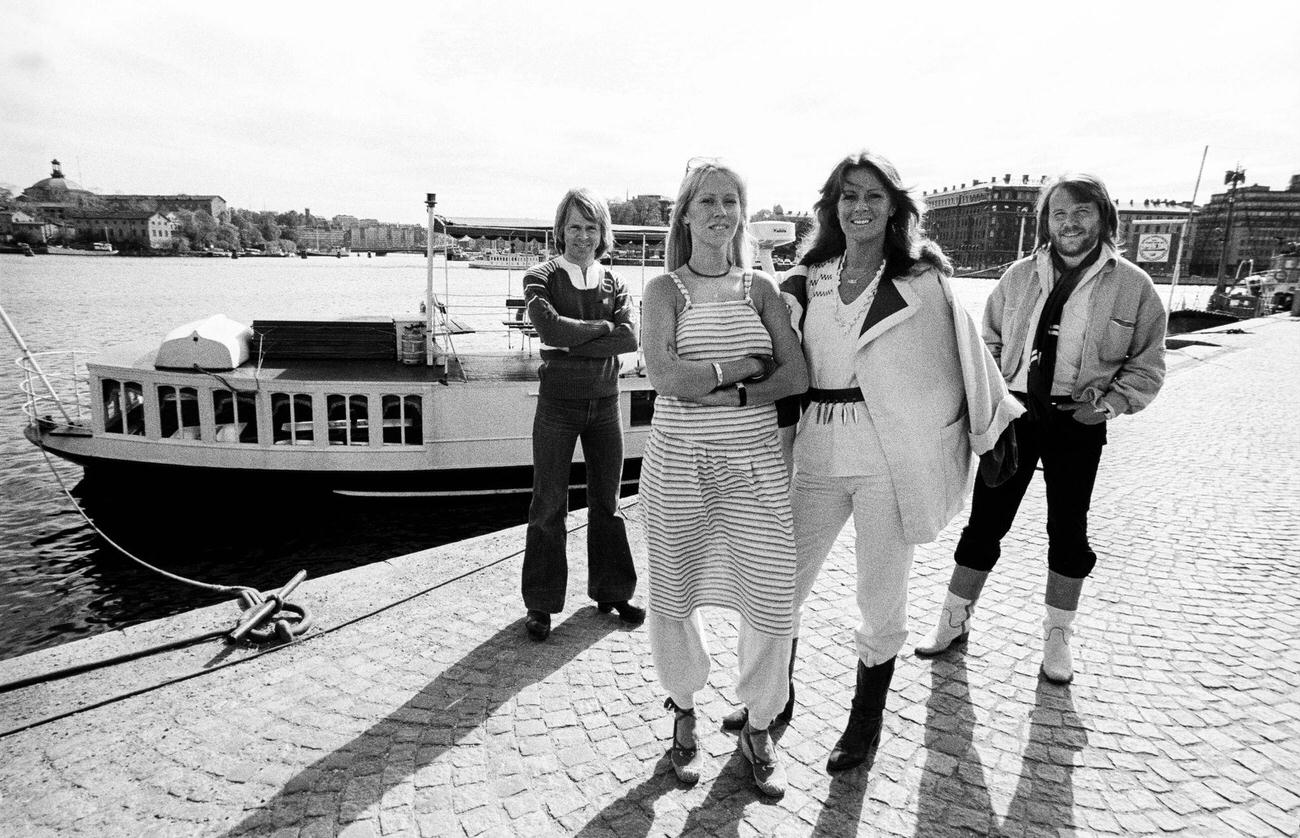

{"left": 664, "top": 697, "right": 702, "bottom": 785}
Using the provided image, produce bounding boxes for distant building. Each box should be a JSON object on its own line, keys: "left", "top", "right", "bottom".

{"left": 1114, "top": 200, "right": 1192, "bottom": 276}
{"left": 99, "top": 193, "right": 228, "bottom": 223}
{"left": 922, "top": 174, "right": 1047, "bottom": 269}
{"left": 1187, "top": 173, "right": 1300, "bottom": 277}
{"left": 349, "top": 223, "right": 425, "bottom": 252}
{"left": 0, "top": 208, "right": 61, "bottom": 243}
{"left": 64, "top": 210, "right": 175, "bottom": 250}
{"left": 296, "top": 228, "right": 349, "bottom": 252}
{"left": 18, "top": 159, "right": 99, "bottom": 220}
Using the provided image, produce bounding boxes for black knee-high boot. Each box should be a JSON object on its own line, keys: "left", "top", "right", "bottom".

{"left": 826, "top": 656, "right": 895, "bottom": 773}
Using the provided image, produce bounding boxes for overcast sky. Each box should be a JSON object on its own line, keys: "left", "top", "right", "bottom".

{"left": 3, "top": 0, "right": 1297, "bottom": 225}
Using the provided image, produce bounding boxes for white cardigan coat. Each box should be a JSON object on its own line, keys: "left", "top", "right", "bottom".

{"left": 783, "top": 261, "right": 1024, "bottom": 543}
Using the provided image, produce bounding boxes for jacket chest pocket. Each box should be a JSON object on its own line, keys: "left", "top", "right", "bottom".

{"left": 1099, "top": 317, "right": 1135, "bottom": 362}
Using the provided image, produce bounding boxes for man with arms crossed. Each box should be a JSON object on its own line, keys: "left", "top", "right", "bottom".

{"left": 520, "top": 188, "right": 643, "bottom": 641}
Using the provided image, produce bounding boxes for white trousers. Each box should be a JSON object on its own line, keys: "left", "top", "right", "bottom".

{"left": 790, "top": 471, "right": 915, "bottom": 667}
{"left": 649, "top": 610, "right": 792, "bottom": 730}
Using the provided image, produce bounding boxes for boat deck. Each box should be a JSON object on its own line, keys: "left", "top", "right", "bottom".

{"left": 94, "top": 342, "right": 650, "bottom": 386}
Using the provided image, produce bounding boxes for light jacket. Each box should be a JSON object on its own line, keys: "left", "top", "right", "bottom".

{"left": 985, "top": 245, "right": 1166, "bottom": 416}
{"left": 783, "top": 261, "right": 1024, "bottom": 543}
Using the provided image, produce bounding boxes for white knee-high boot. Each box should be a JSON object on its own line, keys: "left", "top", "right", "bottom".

{"left": 915, "top": 566, "right": 987, "bottom": 657}
{"left": 914, "top": 591, "right": 975, "bottom": 657}
{"left": 1041, "top": 605, "right": 1076, "bottom": 684}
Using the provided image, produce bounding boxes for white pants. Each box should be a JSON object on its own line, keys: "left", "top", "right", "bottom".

{"left": 649, "top": 610, "right": 792, "bottom": 730}
{"left": 790, "top": 471, "right": 915, "bottom": 667}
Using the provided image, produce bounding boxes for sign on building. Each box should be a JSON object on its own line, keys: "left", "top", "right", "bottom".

{"left": 1137, "top": 233, "right": 1171, "bottom": 263}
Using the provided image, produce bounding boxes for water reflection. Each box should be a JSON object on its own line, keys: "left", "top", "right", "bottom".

{"left": 0, "top": 474, "right": 533, "bottom": 659}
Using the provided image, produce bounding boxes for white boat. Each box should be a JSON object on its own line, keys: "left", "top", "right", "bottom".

{"left": 46, "top": 241, "right": 119, "bottom": 256}
{"left": 468, "top": 251, "right": 541, "bottom": 271}
{"left": 11, "top": 200, "right": 654, "bottom": 498}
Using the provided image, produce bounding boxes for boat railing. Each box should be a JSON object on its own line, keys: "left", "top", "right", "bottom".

{"left": 15, "top": 350, "right": 93, "bottom": 430}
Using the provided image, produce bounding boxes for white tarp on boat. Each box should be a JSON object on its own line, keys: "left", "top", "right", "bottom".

{"left": 155, "top": 314, "right": 253, "bottom": 370}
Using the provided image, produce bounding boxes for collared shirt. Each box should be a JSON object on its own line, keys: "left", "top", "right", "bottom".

{"left": 556, "top": 254, "right": 605, "bottom": 291}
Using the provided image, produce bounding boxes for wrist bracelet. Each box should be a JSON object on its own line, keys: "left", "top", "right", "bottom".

{"left": 735, "top": 381, "right": 747, "bottom": 407}
{"left": 712, "top": 362, "right": 724, "bottom": 388}
{"left": 744, "top": 354, "right": 777, "bottom": 383}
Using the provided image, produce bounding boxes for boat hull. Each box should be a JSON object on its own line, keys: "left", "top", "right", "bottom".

{"left": 27, "top": 425, "right": 643, "bottom": 498}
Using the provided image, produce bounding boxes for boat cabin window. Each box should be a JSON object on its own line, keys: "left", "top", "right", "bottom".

{"left": 629, "top": 391, "right": 656, "bottom": 427}
{"left": 103, "top": 379, "right": 146, "bottom": 436}
{"left": 381, "top": 394, "right": 422, "bottom": 445}
{"left": 327, "top": 394, "right": 369, "bottom": 446}
{"left": 158, "top": 385, "right": 201, "bottom": 439}
{"left": 271, "top": 392, "right": 315, "bottom": 445}
{"left": 213, "top": 390, "right": 259, "bottom": 443}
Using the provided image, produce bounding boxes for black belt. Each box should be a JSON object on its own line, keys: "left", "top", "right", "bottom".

{"left": 1011, "top": 390, "right": 1074, "bottom": 406}
{"left": 807, "top": 386, "right": 864, "bottom": 403}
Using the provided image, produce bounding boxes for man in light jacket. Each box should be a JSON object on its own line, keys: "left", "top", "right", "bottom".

{"left": 915, "top": 173, "right": 1166, "bottom": 684}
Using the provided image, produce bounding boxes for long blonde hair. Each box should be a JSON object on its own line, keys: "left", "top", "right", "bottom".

{"left": 664, "top": 162, "right": 752, "bottom": 272}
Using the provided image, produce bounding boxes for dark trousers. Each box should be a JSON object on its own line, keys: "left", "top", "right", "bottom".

{"left": 954, "top": 398, "right": 1107, "bottom": 579}
{"left": 522, "top": 394, "right": 637, "bottom": 613}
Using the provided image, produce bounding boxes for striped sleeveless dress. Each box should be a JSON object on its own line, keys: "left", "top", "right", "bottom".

{"left": 640, "top": 272, "right": 796, "bottom": 637}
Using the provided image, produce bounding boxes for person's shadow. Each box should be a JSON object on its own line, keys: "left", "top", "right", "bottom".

{"left": 999, "top": 678, "right": 1086, "bottom": 834}
{"left": 220, "top": 616, "right": 617, "bottom": 836}
{"left": 572, "top": 724, "right": 787, "bottom": 837}
{"left": 914, "top": 654, "right": 998, "bottom": 836}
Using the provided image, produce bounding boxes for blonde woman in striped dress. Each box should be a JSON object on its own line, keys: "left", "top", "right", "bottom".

{"left": 638, "top": 160, "right": 808, "bottom": 798}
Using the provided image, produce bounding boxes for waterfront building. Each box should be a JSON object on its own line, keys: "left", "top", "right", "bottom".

{"left": 296, "top": 227, "right": 350, "bottom": 252}
{"left": 1187, "top": 173, "right": 1300, "bottom": 277}
{"left": 922, "top": 174, "right": 1047, "bottom": 270}
{"left": 63, "top": 210, "right": 176, "bottom": 250}
{"left": 99, "top": 193, "right": 228, "bottom": 223}
{"left": 1114, "top": 200, "right": 1192, "bottom": 277}
{"left": 349, "top": 223, "right": 426, "bottom": 253}
{"left": 18, "top": 159, "right": 99, "bottom": 220}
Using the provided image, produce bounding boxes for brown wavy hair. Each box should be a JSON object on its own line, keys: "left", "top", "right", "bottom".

{"left": 799, "top": 150, "right": 951, "bottom": 277}
{"left": 1034, "top": 173, "right": 1119, "bottom": 250}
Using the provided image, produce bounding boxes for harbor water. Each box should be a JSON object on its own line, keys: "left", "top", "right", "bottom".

{"left": 0, "top": 253, "right": 1211, "bottom": 660}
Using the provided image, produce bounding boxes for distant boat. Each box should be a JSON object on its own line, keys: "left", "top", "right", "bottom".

{"left": 1207, "top": 247, "right": 1299, "bottom": 319}
{"left": 468, "top": 251, "right": 541, "bottom": 271}
{"left": 46, "top": 241, "right": 118, "bottom": 256}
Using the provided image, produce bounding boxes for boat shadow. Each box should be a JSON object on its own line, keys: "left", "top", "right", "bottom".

{"left": 219, "top": 617, "right": 619, "bottom": 836}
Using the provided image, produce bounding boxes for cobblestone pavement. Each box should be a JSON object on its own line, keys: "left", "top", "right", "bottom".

{"left": 1, "top": 316, "right": 1297, "bottom": 837}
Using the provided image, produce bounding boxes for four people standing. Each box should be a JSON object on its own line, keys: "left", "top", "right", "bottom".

{"left": 515, "top": 164, "right": 1165, "bottom": 790}
{"left": 916, "top": 173, "right": 1166, "bottom": 683}
{"left": 519, "top": 188, "right": 643, "bottom": 642}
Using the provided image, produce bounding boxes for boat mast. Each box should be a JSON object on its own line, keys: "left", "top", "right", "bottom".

{"left": 425, "top": 193, "right": 440, "bottom": 366}
{"left": 1167, "top": 145, "right": 1208, "bottom": 320}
